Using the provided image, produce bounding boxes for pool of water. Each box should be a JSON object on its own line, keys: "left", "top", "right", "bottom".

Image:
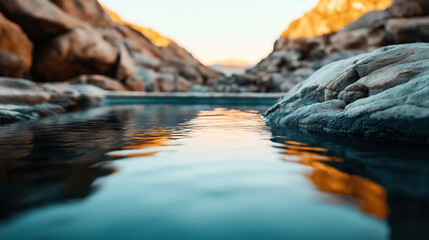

{"left": 0, "top": 104, "right": 428, "bottom": 239}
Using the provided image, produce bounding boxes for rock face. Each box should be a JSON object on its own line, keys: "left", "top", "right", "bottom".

{"left": 281, "top": 0, "right": 392, "bottom": 39}
{"left": 0, "top": 12, "right": 33, "bottom": 77}
{"left": 212, "top": 0, "right": 429, "bottom": 93}
{"left": 0, "top": 0, "right": 221, "bottom": 91}
{"left": 263, "top": 43, "right": 429, "bottom": 144}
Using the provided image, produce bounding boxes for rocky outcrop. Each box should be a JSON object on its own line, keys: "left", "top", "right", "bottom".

{"left": 0, "top": 12, "right": 33, "bottom": 77}
{"left": 0, "top": 77, "right": 107, "bottom": 124}
{"left": 211, "top": 0, "right": 429, "bottom": 93}
{"left": 263, "top": 43, "right": 429, "bottom": 144}
{"left": 281, "top": 0, "right": 392, "bottom": 39}
{"left": 0, "top": 0, "right": 221, "bottom": 91}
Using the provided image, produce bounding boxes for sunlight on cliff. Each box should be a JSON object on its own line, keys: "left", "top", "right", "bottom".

{"left": 281, "top": 141, "right": 388, "bottom": 219}
{"left": 101, "top": 5, "right": 173, "bottom": 47}
{"left": 282, "top": 0, "right": 392, "bottom": 38}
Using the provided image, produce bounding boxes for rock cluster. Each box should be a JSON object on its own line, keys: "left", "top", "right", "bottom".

{"left": 212, "top": 0, "right": 429, "bottom": 92}
{"left": 0, "top": 0, "right": 221, "bottom": 92}
{"left": 0, "top": 77, "right": 107, "bottom": 124}
{"left": 263, "top": 43, "right": 429, "bottom": 144}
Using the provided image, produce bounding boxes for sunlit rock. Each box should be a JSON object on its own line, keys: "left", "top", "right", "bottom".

{"left": 281, "top": 0, "right": 392, "bottom": 39}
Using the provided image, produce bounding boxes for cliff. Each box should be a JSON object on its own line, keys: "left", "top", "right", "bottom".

{"left": 0, "top": 0, "right": 222, "bottom": 92}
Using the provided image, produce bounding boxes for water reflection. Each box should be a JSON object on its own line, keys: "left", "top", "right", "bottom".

{"left": 270, "top": 126, "right": 429, "bottom": 239}
{"left": 0, "top": 105, "right": 428, "bottom": 239}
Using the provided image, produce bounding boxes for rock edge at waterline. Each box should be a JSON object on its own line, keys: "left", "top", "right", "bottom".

{"left": 263, "top": 43, "right": 429, "bottom": 144}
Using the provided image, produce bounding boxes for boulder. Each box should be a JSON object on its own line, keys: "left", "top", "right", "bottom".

{"left": 0, "top": 0, "right": 84, "bottom": 42}
{"left": 51, "top": 0, "right": 115, "bottom": 28}
{"left": 0, "top": 13, "right": 33, "bottom": 77}
{"left": 33, "top": 28, "right": 119, "bottom": 82}
{"left": 264, "top": 43, "right": 429, "bottom": 144}
{"left": 123, "top": 75, "right": 145, "bottom": 92}
{"left": 69, "top": 75, "right": 127, "bottom": 91}
{"left": 0, "top": 77, "right": 50, "bottom": 105}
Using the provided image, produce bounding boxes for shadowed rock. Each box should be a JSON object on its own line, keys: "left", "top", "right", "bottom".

{"left": 0, "top": 13, "right": 33, "bottom": 77}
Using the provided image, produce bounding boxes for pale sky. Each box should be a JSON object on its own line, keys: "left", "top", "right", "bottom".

{"left": 100, "top": 0, "right": 318, "bottom": 64}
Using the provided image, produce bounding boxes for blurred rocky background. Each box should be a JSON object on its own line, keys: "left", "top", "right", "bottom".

{"left": 0, "top": 0, "right": 222, "bottom": 93}
{"left": 212, "top": 0, "right": 429, "bottom": 92}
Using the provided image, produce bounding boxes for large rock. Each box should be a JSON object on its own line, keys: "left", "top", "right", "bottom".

{"left": 264, "top": 43, "right": 429, "bottom": 144}
{"left": 0, "top": 13, "right": 33, "bottom": 77}
{"left": 0, "top": 0, "right": 84, "bottom": 42}
{"left": 51, "top": 0, "right": 115, "bottom": 28}
{"left": 33, "top": 28, "right": 119, "bottom": 82}
{"left": 0, "top": 77, "right": 50, "bottom": 105}
{"left": 69, "top": 75, "right": 127, "bottom": 91}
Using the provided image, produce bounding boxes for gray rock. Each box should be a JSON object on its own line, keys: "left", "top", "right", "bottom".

{"left": 264, "top": 43, "right": 429, "bottom": 144}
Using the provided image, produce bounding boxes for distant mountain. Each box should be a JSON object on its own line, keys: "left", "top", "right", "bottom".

{"left": 208, "top": 59, "right": 254, "bottom": 76}
{"left": 281, "top": 0, "right": 392, "bottom": 38}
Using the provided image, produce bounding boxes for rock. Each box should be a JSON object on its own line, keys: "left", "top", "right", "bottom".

{"left": 0, "top": 77, "right": 50, "bottom": 105}
{"left": 69, "top": 75, "right": 127, "bottom": 91}
{"left": 264, "top": 43, "right": 429, "bottom": 144}
{"left": 0, "top": 13, "right": 33, "bottom": 77}
{"left": 123, "top": 75, "right": 145, "bottom": 92}
{"left": 215, "top": 0, "right": 429, "bottom": 93}
{"left": 0, "top": 0, "right": 84, "bottom": 42}
{"left": 0, "top": 103, "right": 66, "bottom": 125}
{"left": 390, "top": 0, "right": 429, "bottom": 18}
{"left": 115, "top": 45, "right": 134, "bottom": 81}
{"left": 65, "top": 84, "right": 106, "bottom": 107}
{"left": 41, "top": 83, "right": 80, "bottom": 109}
{"left": 52, "top": 0, "right": 115, "bottom": 28}
{"left": 33, "top": 28, "right": 119, "bottom": 82}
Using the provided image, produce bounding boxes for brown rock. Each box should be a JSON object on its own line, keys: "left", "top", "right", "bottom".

{"left": 123, "top": 76, "right": 144, "bottom": 92}
{"left": 0, "top": 0, "right": 84, "bottom": 42}
{"left": 115, "top": 45, "right": 134, "bottom": 81}
{"left": 33, "top": 28, "right": 119, "bottom": 82}
{"left": 390, "top": 0, "right": 429, "bottom": 18}
{"left": 69, "top": 75, "right": 127, "bottom": 91}
{"left": 0, "top": 13, "right": 33, "bottom": 77}
{"left": 52, "top": 0, "right": 115, "bottom": 28}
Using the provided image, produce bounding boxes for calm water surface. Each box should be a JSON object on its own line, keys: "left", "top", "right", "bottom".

{"left": 0, "top": 104, "right": 428, "bottom": 240}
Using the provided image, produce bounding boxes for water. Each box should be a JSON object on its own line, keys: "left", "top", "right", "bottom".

{"left": 0, "top": 104, "right": 428, "bottom": 240}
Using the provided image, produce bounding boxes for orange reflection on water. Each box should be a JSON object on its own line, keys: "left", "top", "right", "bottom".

{"left": 282, "top": 141, "right": 388, "bottom": 219}
{"left": 109, "top": 127, "right": 171, "bottom": 158}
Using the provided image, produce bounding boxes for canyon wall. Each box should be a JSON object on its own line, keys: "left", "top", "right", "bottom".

{"left": 0, "top": 0, "right": 222, "bottom": 92}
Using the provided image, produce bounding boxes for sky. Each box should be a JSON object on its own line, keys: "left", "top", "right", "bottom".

{"left": 100, "top": 0, "right": 318, "bottom": 64}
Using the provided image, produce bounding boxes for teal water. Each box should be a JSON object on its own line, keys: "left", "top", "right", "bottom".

{"left": 0, "top": 104, "right": 428, "bottom": 239}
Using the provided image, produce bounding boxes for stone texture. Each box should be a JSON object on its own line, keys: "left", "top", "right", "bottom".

{"left": 0, "top": 0, "right": 84, "bottom": 42}
{"left": 0, "top": 77, "right": 107, "bottom": 125}
{"left": 33, "top": 28, "right": 119, "bottom": 82}
{"left": 264, "top": 43, "right": 429, "bottom": 144}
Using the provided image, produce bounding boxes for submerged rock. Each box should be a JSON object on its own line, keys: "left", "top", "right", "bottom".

{"left": 264, "top": 43, "right": 429, "bottom": 144}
